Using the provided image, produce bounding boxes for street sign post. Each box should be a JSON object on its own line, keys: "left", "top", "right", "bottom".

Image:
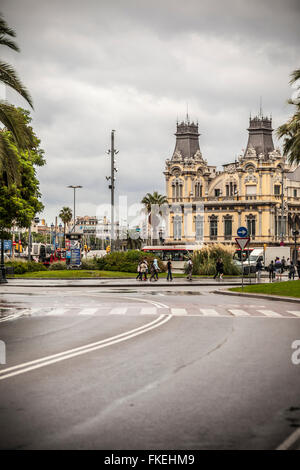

{"left": 235, "top": 237, "right": 250, "bottom": 290}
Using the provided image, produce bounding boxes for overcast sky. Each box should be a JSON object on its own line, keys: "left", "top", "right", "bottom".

{"left": 1, "top": 0, "right": 300, "bottom": 224}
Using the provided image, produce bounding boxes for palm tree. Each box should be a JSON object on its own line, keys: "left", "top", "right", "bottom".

{"left": 277, "top": 69, "right": 300, "bottom": 165}
{"left": 59, "top": 207, "right": 72, "bottom": 248}
{"left": 0, "top": 13, "right": 34, "bottom": 182}
{"left": 141, "top": 191, "right": 168, "bottom": 245}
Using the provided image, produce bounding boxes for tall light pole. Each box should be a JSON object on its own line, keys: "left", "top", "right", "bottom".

{"left": 280, "top": 164, "right": 285, "bottom": 242}
{"left": 106, "top": 130, "right": 118, "bottom": 252}
{"left": 67, "top": 185, "right": 82, "bottom": 233}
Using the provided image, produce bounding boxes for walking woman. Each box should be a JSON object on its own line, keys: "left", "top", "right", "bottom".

{"left": 214, "top": 258, "right": 224, "bottom": 280}
{"left": 136, "top": 260, "right": 142, "bottom": 281}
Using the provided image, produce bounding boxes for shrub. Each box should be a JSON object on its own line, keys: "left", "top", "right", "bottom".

{"left": 189, "top": 245, "right": 240, "bottom": 276}
{"left": 95, "top": 250, "right": 166, "bottom": 273}
{"left": 5, "top": 260, "right": 47, "bottom": 274}
{"left": 48, "top": 261, "right": 67, "bottom": 271}
{"left": 80, "top": 259, "right": 98, "bottom": 270}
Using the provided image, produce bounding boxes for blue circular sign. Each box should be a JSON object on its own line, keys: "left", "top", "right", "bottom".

{"left": 237, "top": 226, "right": 248, "bottom": 237}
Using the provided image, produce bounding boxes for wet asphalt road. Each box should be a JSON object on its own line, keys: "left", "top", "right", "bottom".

{"left": 0, "top": 283, "right": 300, "bottom": 450}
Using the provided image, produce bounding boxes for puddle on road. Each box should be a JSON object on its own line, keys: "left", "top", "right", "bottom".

{"left": 91, "top": 290, "right": 203, "bottom": 296}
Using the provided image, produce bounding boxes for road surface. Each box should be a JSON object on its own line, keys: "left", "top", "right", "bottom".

{"left": 0, "top": 283, "right": 300, "bottom": 449}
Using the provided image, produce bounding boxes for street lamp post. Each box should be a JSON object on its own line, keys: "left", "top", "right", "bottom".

{"left": 0, "top": 238, "right": 7, "bottom": 284}
{"left": 67, "top": 185, "right": 82, "bottom": 233}
{"left": 292, "top": 225, "right": 299, "bottom": 265}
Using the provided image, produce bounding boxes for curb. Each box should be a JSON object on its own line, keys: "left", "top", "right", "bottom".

{"left": 2, "top": 282, "right": 254, "bottom": 288}
{"left": 213, "top": 289, "right": 300, "bottom": 304}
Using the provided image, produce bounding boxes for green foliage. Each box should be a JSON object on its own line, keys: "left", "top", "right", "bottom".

{"left": 188, "top": 245, "right": 240, "bottom": 276}
{"left": 0, "top": 108, "right": 45, "bottom": 230}
{"left": 80, "top": 259, "right": 98, "bottom": 270}
{"left": 277, "top": 69, "right": 300, "bottom": 165}
{"left": 96, "top": 250, "right": 166, "bottom": 273}
{"left": 5, "top": 259, "right": 47, "bottom": 274}
{"left": 48, "top": 261, "right": 67, "bottom": 271}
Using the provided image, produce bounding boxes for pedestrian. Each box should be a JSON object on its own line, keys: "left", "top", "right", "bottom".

{"left": 274, "top": 257, "right": 282, "bottom": 281}
{"left": 268, "top": 260, "right": 275, "bottom": 282}
{"left": 214, "top": 258, "right": 224, "bottom": 280}
{"left": 186, "top": 258, "right": 193, "bottom": 281}
{"left": 288, "top": 261, "right": 296, "bottom": 280}
{"left": 140, "top": 260, "right": 147, "bottom": 281}
{"left": 297, "top": 259, "right": 300, "bottom": 279}
{"left": 256, "top": 258, "right": 263, "bottom": 283}
{"left": 281, "top": 256, "right": 286, "bottom": 274}
{"left": 136, "top": 261, "right": 142, "bottom": 281}
{"left": 150, "top": 258, "right": 159, "bottom": 281}
{"left": 167, "top": 258, "right": 173, "bottom": 281}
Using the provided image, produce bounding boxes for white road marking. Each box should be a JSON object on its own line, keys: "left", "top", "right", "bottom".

{"left": 77, "top": 308, "right": 98, "bottom": 316}
{"left": 0, "top": 314, "right": 172, "bottom": 381}
{"left": 276, "top": 427, "right": 300, "bottom": 450}
{"left": 200, "top": 309, "right": 220, "bottom": 316}
{"left": 109, "top": 307, "right": 127, "bottom": 315}
{"left": 171, "top": 308, "right": 187, "bottom": 315}
{"left": 228, "top": 309, "right": 250, "bottom": 316}
{"left": 45, "top": 308, "right": 67, "bottom": 316}
{"left": 257, "top": 309, "right": 282, "bottom": 318}
{"left": 287, "top": 311, "right": 300, "bottom": 317}
{"left": 140, "top": 307, "right": 157, "bottom": 315}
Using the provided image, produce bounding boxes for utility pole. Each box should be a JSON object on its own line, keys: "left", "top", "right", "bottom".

{"left": 106, "top": 130, "right": 118, "bottom": 253}
{"left": 281, "top": 164, "right": 285, "bottom": 242}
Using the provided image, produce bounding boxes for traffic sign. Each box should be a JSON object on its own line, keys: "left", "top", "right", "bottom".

{"left": 235, "top": 237, "right": 250, "bottom": 250}
{"left": 237, "top": 226, "right": 248, "bottom": 237}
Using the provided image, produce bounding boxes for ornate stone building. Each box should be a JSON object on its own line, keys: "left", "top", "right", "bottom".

{"left": 164, "top": 115, "right": 300, "bottom": 246}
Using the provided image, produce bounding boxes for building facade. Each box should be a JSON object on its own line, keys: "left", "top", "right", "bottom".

{"left": 164, "top": 115, "right": 300, "bottom": 247}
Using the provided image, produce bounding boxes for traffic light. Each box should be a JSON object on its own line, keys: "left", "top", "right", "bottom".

{"left": 106, "top": 245, "right": 111, "bottom": 253}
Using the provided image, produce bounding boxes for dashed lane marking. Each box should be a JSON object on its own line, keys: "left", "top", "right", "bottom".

{"left": 200, "top": 309, "right": 220, "bottom": 316}
{"left": 287, "top": 311, "right": 300, "bottom": 317}
{"left": 171, "top": 308, "right": 187, "bottom": 315}
{"left": 228, "top": 309, "right": 250, "bottom": 317}
{"left": 109, "top": 307, "right": 127, "bottom": 315}
{"left": 257, "top": 309, "right": 283, "bottom": 318}
{"left": 78, "top": 308, "right": 99, "bottom": 316}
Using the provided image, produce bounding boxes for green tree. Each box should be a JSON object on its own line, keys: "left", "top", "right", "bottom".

{"left": 59, "top": 206, "right": 72, "bottom": 248}
{"left": 0, "top": 108, "right": 45, "bottom": 234}
{"left": 141, "top": 191, "right": 168, "bottom": 245}
{"left": 277, "top": 69, "right": 300, "bottom": 165}
{"left": 0, "top": 13, "right": 34, "bottom": 181}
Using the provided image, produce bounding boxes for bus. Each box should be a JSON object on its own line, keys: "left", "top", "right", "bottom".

{"left": 141, "top": 245, "right": 203, "bottom": 272}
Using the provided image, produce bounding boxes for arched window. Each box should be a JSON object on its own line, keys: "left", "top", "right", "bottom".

{"left": 246, "top": 214, "right": 256, "bottom": 237}
{"left": 195, "top": 182, "right": 202, "bottom": 198}
{"left": 172, "top": 178, "right": 183, "bottom": 200}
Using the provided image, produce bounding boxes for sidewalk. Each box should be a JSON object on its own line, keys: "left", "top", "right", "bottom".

{"left": 213, "top": 287, "right": 300, "bottom": 304}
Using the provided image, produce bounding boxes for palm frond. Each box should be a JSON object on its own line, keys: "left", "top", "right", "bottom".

{"left": 0, "top": 36, "right": 19, "bottom": 52}
{"left": 0, "top": 101, "right": 35, "bottom": 149}
{"left": 0, "top": 132, "right": 20, "bottom": 185}
{"left": 0, "top": 14, "right": 17, "bottom": 38}
{"left": 0, "top": 61, "right": 33, "bottom": 108}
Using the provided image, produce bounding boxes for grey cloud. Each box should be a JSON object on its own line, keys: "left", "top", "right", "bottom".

{"left": 1, "top": 0, "right": 299, "bottom": 224}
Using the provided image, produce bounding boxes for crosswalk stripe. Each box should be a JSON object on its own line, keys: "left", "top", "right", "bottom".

{"left": 140, "top": 308, "right": 157, "bottom": 315}
{"left": 257, "top": 309, "right": 282, "bottom": 318}
{"left": 171, "top": 308, "right": 187, "bottom": 315}
{"left": 200, "top": 308, "right": 220, "bottom": 316}
{"left": 78, "top": 308, "right": 98, "bottom": 316}
{"left": 228, "top": 309, "right": 250, "bottom": 316}
{"left": 109, "top": 307, "right": 127, "bottom": 315}
{"left": 287, "top": 311, "right": 300, "bottom": 317}
{"left": 46, "top": 308, "right": 67, "bottom": 316}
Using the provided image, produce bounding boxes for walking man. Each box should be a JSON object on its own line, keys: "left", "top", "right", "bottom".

{"left": 256, "top": 258, "right": 263, "bottom": 283}
{"left": 167, "top": 258, "right": 173, "bottom": 282}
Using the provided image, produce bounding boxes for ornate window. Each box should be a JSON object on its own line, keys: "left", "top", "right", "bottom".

{"left": 274, "top": 185, "right": 281, "bottom": 195}
{"left": 195, "top": 182, "right": 202, "bottom": 198}
{"left": 209, "top": 215, "right": 218, "bottom": 240}
{"left": 195, "top": 215, "right": 204, "bottom": 241}
{"left": 173, "top": 215, "right": 182, "bottom": 240}
{"left": 172, "top": 178, "right": 183, "bottom": 200}
{"left": 225, "top": 182, "right": 237, "bottom": 196}
{"left": 224, "top": 215, "right": 232, "bottom": 240}
{"left": 246, "top": 214, "right": 256, "bottom": 237}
